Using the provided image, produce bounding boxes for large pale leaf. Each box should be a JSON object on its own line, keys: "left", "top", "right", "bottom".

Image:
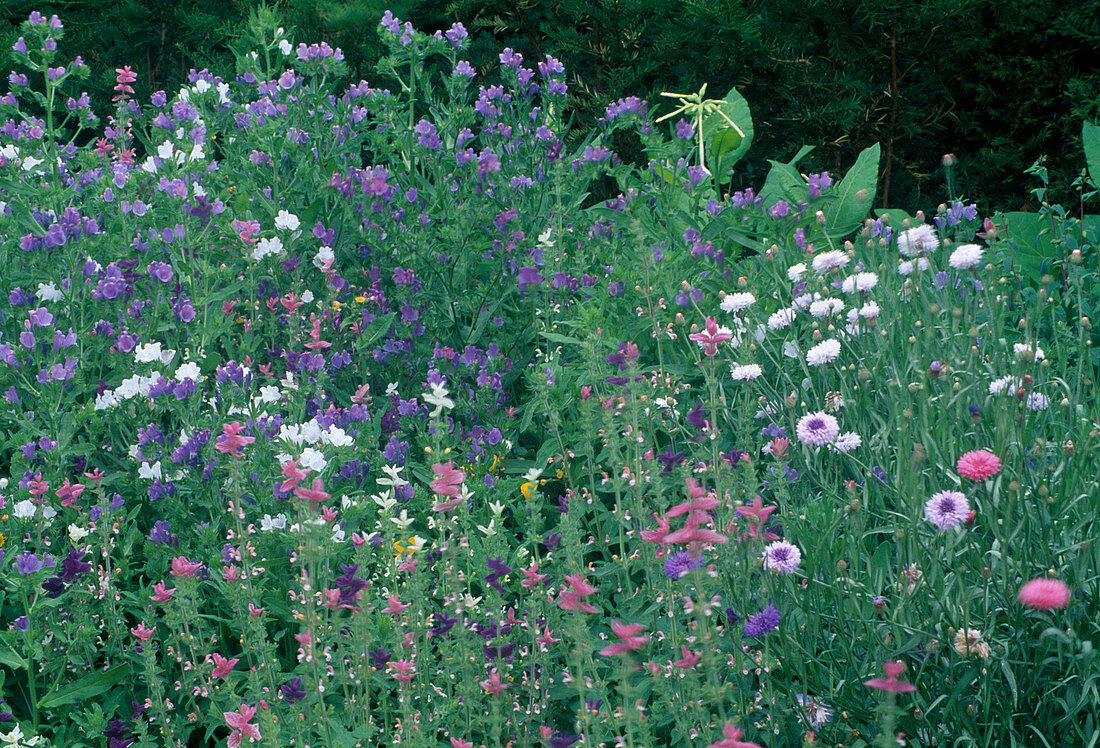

{"left": 1084, "top": 122, "right": 1100, "bottom": 187}
{"left": 1001, "top": 211, "right": 1061, "bottom": 283}
{"left": 824, "top": 143, "right": 881, "bottom": 238}
{"left": 758, "top": 145, "right": 814, "bottom": 207}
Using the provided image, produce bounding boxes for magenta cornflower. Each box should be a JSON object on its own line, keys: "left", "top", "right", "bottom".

{"left": 956, "top": 449, "right": 1002, "bottom": 481}
{"left": 1018, "top": 578, "right": 1071, "bottom": 610}
{"left": 924, "top": 490, "right": 970, "bottom": 530}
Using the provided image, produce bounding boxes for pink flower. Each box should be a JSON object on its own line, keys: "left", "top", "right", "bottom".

{"left": 224, "top": 703, "right": 261, "bottom": 747}
{"left": 54, "top": 479, "right": 85, "bottom": 507}
{"left": 667, "top": 479, "right": 719, "bottom": 517}
{"left": 480, "top": 670, "right": 510, "bottom": 694}
{"left": 688, "top": 316, "right": 734, "bottom": 357}
{"left": 556, "top": 574, "right": 600, "bottom": 614}
{"left": 211, "top": 652, "right": 239, "bottom": 678}
{"left": 293, "top": 478, "right": 330, "bottom": 508}
{"left": 672, "top": 645, "right": 701, "bottom": 669}
{"left": 170, "top": 556, "right": 202, "bottom": 577}
{"left": 521, "top": 563, "right": 548, "bottom": 588}
{"left": 735, "top": 495, "right": 777, "bottom": 526}
{"left": 130, "top": 622, "right": 156, "bottom": 641}
{"left": 383, "top": 595, "right": 410, "bottom": 616}
{"left": 430, "top": 462, "right": 466, "bottom": 511}
{"left": 279, "top": 459, "right": 310, "bottom": 493}
{"left": 451, "top": 739, "right": 474, "bottom": 748}
{"left": 956, "top": 449, "right": 1002, "bottom": 481}
{"left": 388, "top": 659, "right": 416, "bottom": 684}
{"left": 149, "top": 581, "right": 175, "bottom": 602}
{"left": 599, "top": 620, "right": 649, "bottom": 656}
{"left": 707, "top": 722, "right": 761, "bottom": 748}
{"left": 639, "top": 516, "right": 672, "bottom": 544}
{"left": 864, "top": 661, "right": 917, "bottom": 693}
{"left": 1018, "top": 578, "right": 1071, "bottom": 610}
{"left": 215, "top": 421, "right": 255, "bottom": 458}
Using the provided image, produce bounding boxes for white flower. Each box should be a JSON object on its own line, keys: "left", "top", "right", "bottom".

{"left": 730, "top": 363, "right": 763, "bottom": 381}
{"left": 22, "top": 155, "right": 44, "bottom": 172}
{"left": 811, "top": 250, "right": 849, "bottom": 274}
{"left": 134, "top": 342, "right": 164, "bottom": 364}
{"left": 300, "top": 290, "right": 315, "bottom": 304}
{"left": 806, "top": 339, "right": 841, "bottom": 366}
{"left": 767, "top": 308, "right": 795, "bottom": 330}
{"left": 175, "top": 361, "right": 202, "bottom": 382}
{"left": 331, "top": 526, "right": 346, "bottom": 543}
{"left": 252, "top": 236, "right": 284, "bottom": 261}
{"left": 313, "top": 245, "right": 335, "bottom": 269}
{"left": 217, "top": 82, "right": 231, "bottom": 103}
{"left": 792, "top": 293, "right": 812, "bottom": 310}
{"left": 897, "top": 224, "right": 939, "bottom": 257}
{"left": 94, "top": 391, "right": 119, "bottom": 410}
{"left": 13, "top": 499, "right": 37, "bottom": 518}
{"left": 423, "top": 381, "right": 455, "bottom": 415}
{"left": 378, "top": 464, "right": 408, "bottom": 489}
{"left": 782, "top": 340, "right": 801, "bottom": 359}
{"left": 300, "top": 419, "right": 323, "bottom": 444}
{"left": 477, "top": 518, "right": 498, "bottom": 537}
{"left": 787, "top": 263, "right": 807, "bottom": 283}
{"left": 275, "top": 210, "right": 300, "bottom": 231}
{"left": 68, "top": 523, "right": 90, "bottom": 543}
{"left": 322, "top": 426, "right": 353, "bottom": 448}
{"left": 259, "top": 385, "right": 282, "bottom": 403}
{"left": 279, "top": 39, "right": 293, "bottom": 55}
{"left": 261, "top": 514, "right": 288, "bottom": 532}
{"left": 720, "top": 292, "right": 756, "bottom": 313}
{"left": 36, "top": 282, "right": 63, "bottom": 302}
{"left": 809, "top": 297, "right": 845, "bottom": 318}
{"left": 372, "top": 493, "right": 398, "bottom": 512}
{"left": 157, "top": 141, "right": 175, "bottom": 160}
{"left": 948, "top": 243, "right": 984, "bottom": 270}
{"left": 299, "top": 447, "right": 327, "bottom": 472}
{"left": 840, "top": 272, "right": 878, "bottom": 293}
{"left": 390, "top": 509, "right": 414, "bottom": 530}
{"left": 138, "top": 461, "right": 163, "bottom": 481}
{"left": 858, "top": 301, "right": 880, "bottom": 319}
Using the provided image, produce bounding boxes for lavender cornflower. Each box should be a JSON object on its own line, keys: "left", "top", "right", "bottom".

{"left": 743, "top": 604, "right": 780, "bottom": 637}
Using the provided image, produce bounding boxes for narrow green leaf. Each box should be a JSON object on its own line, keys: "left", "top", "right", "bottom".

{"left": 39, "top": 665, "right": 128, "bottom": 709}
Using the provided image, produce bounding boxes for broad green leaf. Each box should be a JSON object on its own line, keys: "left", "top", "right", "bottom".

{"left": 704, "top": 87, "right": 753, "bottom": 176}
{"left": 758, "top": 146, "right": 815, "bottom": 207}
{"left": 360, "top": 312, "right": 397, "bottom": 347}
{"left": 0, "top": 636, "right": 25, "bottom": 670}
{"left": 39, "top": 665, "right": 128, "bottom": 709}
{"left": 1001, "top": 211, "right": 1062, "bottom": 283}
{"left": 1084, "top": 122, "right": 1100, "bottom": 187}
{"left": 824, "top": 143, "right": 881, "bottom": 238}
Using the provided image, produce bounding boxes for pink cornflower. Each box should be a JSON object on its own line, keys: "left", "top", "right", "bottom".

{"left": 215, "top": 421, "right": 254, "bottom": 458}
{"left": 688, "top": 316, "right": 734, "bottom": 356}
{"left": 864, "top": 661, "right": 917, "bottom": 693}
{"left": 557, "top": 574, "right": 600, "bottom": 614}
{"left": 762, "top": 540, "right": 802, "bottom": 574}
{"left": 211, "top": 653, "right": 239, "bottom": 678}
{"left": 1018, "top": 578, "right": 1071, "bottom": 610}
{"left": 293, "top": 478, "right": 330, "bottom": 508}
{"left": 223, "top": 703, "right": 261, "bottom": 747}
{"left": 707, "top": 722, "right": 762, "bottom": 748}
{"left": 170, "top": 556, "right": 202, "bottom": 577}
{"left": 598, "top": 620, "right": 649, "bottom": 656}
{"left": 480, "top": 670, "right": 510, "bottom": 694}
{"left": 795, "top": 412, "right": 840, "bottom": 446}
{"left": 924, "top": 491, "right": 970, "bottom": 530}
{"left": 957, "top": 450, "right": 1001, "bottom": 481}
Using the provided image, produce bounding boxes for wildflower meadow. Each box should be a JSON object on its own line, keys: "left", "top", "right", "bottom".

{"left": 1, "top": 8, "right": 1099, "bottom": 748}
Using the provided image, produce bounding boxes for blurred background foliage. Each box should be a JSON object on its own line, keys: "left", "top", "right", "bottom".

{"left": 2, "top": 0, "right": 1099, "bottom": 211}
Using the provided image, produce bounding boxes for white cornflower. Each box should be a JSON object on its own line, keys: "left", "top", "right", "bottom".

{"left": 811, "top": 250, "right": 849, "bottom": 274}
{"left": 806, "top": 339, "right": 841, "bottom": 366}
{"left": 897, "top": 224, "right": 939, "bottom": 257}
{"left": 787, "top": 263, "right": 807, "bottom": 283}
{"left": 840, "top": 272, "right": 878, "bottom": 293}
{"left": 1026, "top": 392, "right": 1050, "bottom": 411}
{"left": 1013, "top": 343, "right": 1045, "bottom": 362}
{"left": 730, "top": 363, "right": 763, "bottom": 381}
{"left": 829, "top": 432, "right": 862, "bottom": 453}
{"left": 988, "top": 375, "right": 1020, "bottom": 395}
{"left": 720, "top": 292, "right": 756, "bottom": 313}
{"left": 948, "top": 243, "right": 984, "bottom": 270}
{"left": 767, "top": 308, "right": 795, "bottom": 330}
{"left": 809, "top": 297, "right": 845, "bottom": 318}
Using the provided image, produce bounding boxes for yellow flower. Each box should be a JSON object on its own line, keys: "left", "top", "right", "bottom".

{"left": 0, "top": 532, "right": 5, "bottom": 548}
{"left": 355, "top": 296, "right": 367, "bottom": 304}
{"left": 520, "top": 482, "right": 536, "bottom": 499}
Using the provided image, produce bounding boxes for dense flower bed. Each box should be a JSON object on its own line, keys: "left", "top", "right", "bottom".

{"left": 0, "top": 8, "right": 1097, "bottom": 748}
